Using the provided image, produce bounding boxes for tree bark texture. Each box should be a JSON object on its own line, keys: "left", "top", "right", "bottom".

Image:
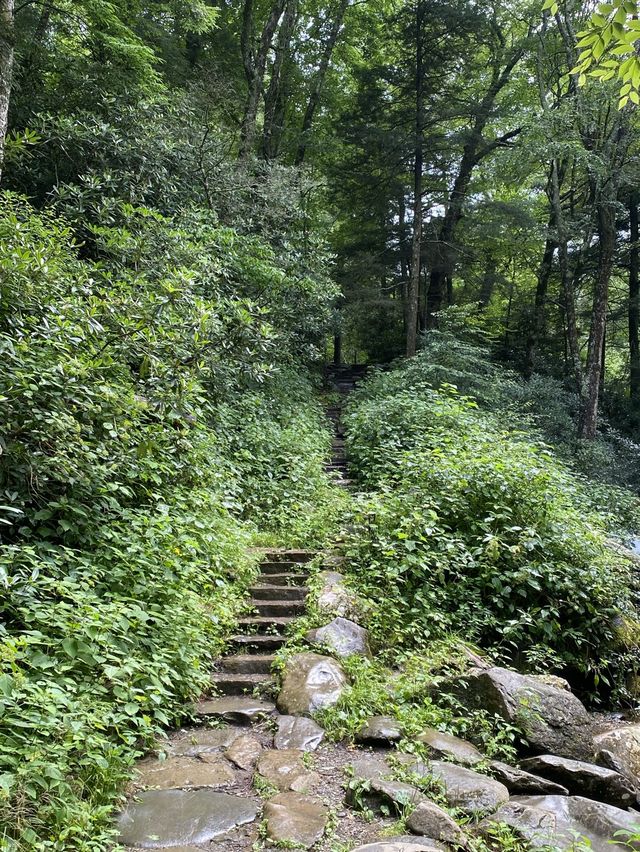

{"left": 629, "top": 193, "right": 640, "bottom": 407}
{"left": 295, "top": 0, "right": 350, "bottom": 165}
{"left": 0, "top": 0, "right": 14, "bottom": 184}
{"left": 406, "top": 0, "right": 424, "bottom": 357}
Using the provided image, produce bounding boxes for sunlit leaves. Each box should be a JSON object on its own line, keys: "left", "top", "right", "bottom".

{"left": 545, "top": 0, "right": 640, "bottom": 107}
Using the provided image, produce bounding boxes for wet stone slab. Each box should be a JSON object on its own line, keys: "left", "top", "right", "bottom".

{"left": 132, "top": 756, "right": 236, "bottom": 790}
{"left": 117, "top": 789, "right": 260, "bottom": 848}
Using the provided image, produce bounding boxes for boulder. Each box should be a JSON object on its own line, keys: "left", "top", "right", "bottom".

{"left": 316, "top": 571, "right": 360, "bottom": 619}
{"left": 263, "top": 792, "right": 328, "bottom": 849}
{"left": 224, "top": 734, "right": 262, "bottom": 771}
{"left": 306, "top": 617, "right": 371, "bottom": 658}
{"left": 406, "top": 800, "right": 468, "bottom": 845}
{"left": 594, "top": 725, "right": 640, "bottom": 784}
{"left": 416, "top": 729, "right": 484, "bottom": 767}
{"left": 355, "top": 716, "right": 403, "bottom": 745}
{"left": 396, "top": 757, "right": 509, "bottom": 815}
{"left": 274, "top": 716, "right": 325, "bottom": 751}
{"left": 117, "top": 789, "right": 259, "bottom": 848}
{"left": 255, "top": 749, "right": 320, "bottom": 793}
{"left": 450, "top": 667, "right": 593, "bottom": 759}
{"left": 132, "top": 756, "right": 235, "bottom": 790}
{"left": 484, "top": 795, "right": 640, "bottom": 852}
{"left": 520, "top": 755, "right": 637, "bottom": 808}
{"left": 277, "top": 652, "right": 347, "bottom": 715}
{"left": 489, "top": 760, "right": 569, "bottom": 795}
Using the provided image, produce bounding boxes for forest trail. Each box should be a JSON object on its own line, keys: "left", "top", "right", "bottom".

{"left": 115, "top": 367, "right": 396, "bottom": 852}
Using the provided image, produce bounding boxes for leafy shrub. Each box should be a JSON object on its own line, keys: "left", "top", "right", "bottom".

{"left": 0, "top": 193, "right": 342, "bottom": 849}
{"left": 341, "top": 373, "right": 639, "bottom": 698}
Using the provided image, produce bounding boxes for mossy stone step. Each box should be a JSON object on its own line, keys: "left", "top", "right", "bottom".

{"left": 210, "top": 672, "right": 273, "bottom": 695}
{"left": 238, "top": 615, "right": 296, "bottom": 629}
{"left": 259, "top": 561, "right": 300, "bottom": 574}
{"left": 256, "top": 572, "right": 309, "bottom": 587}
{"left": 250, "top": 584, "right": 308, "bottom": 601}
{"left": 229, "top": 634, "right": 287, "bottom": 652}
{"left": 250, "top": 599, "right": 306, "bottom": 617}
{"left": 222, "top": 653, "right": 276, "bottom": 674}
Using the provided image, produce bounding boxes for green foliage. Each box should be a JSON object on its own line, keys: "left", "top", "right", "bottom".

{"left": 312, "top": 651, "right": 519, "bottom": 763}
{"left": 341, "top": 359, "right": 639, "bottom": 696}
{"left": 0, "top": 191, "right": 342, "bottom": 849}
{"left": 543, "top": 0, "right": 640, "bottom": 107}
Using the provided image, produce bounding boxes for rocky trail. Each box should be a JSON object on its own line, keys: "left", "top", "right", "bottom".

{"left": 116, "top": 368, "right": 640, "bottom": 852}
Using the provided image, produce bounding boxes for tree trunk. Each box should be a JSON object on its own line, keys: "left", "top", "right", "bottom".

{"left": 580, "top": 193, "right": 616, "bottom": 439}
{"left": 406, "top": 0, "right": 424, "bottom": 358}
{"left": 239, "top": 0, "right": 287, "bottom": 159}
{"left": 478, "top": 254, "right": 497, "bottom": 309}
{"left": 294, "top": 0, "right": 350, "bottom": 166}
{"left": 425, "top": 39, "right": 524, "bottom": 327}
{"left": 524, "top": 232, "right": 555, "bottom": 377}
{"left": 629, "top": 193, "right": 640, "bottom": 408}
{"left": 0, "top": 0, "right": 14, "bottom": 184}
{"left": 262, "top": 0, "right": 298, "bottom": 160}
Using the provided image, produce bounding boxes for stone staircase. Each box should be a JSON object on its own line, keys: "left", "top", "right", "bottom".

{"left": 211, "top": 550, "right": 314, "bottom": 696}
{"left": 324, "top": 364, "right": 366, "bottom": 488}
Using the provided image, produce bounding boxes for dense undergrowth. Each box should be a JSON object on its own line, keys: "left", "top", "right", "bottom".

{"left": 340, "top": 348, "right": 640, "bottom": 702}
{"left": 0, "top": 193, "right": 341, "bottom": 850}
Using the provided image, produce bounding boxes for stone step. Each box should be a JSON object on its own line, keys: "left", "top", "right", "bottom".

{"left": 250, "top": 584, "right": 308, "bottom": 601}
{"left": 258, "top": 572, "right": 309, "bottom": 586}
{"left": 211, "top": 672, "right": 273, "bottom": 695}
{"left": 260, "top": 561, "right": 299, "bottom": 574}
{"left": 262, "top": 550, "right": 316, "bottom": 564}
{"left": 229, "top": 634, "right": 287, "bottom": 652}
{"left": 250, "top": 599, "right": 306, "bottom": 617}
{"left": 238, "top": 616, "right": 296, "bottom": 629}
{"left": 222, "top": 653, "right": 276, "bottom": 674}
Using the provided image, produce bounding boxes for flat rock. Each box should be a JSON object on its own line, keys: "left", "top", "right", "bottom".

{"left": 355, "top": 715, "right": 403, "bottom": 745}
{"left": 317, "top": 571, "right": 360, "bottom": 618}
{"left": 484, "top": 795, "right": 640, "bottom": 852}
{"left": 264, "top": 792, "right": 328, "bottom": 849}
{"left": 170, "top": 727, "right": 239, "bottom": 756}
{"left": 117, "top": 789, "right": 259, "bottom": 847}
{"left": 406, "top": 800, "right": 468, "bottom": 845}
{"left": 224, "top": 734, "right": 262, "bottom": 771}
{"left": 132, "top": 756, "right": 235, "bottom": 790}
{"left": 277, "top": 652, "right": 347, "bottom": 715}
{"left": 489, "top": 760, "right": 569, "bottom": 795}
{"left": 450, "top": 666, "right": 593, "bottom": 760}
{"left": 256, "top": 748, "right": 320, "bottom": 792}
{"left": 520, "top": 754, "right": 637, "bottom": 808}
{"left": 274, "top": 715, "right": 325, "bottom": 751}
{"left": 306, "top": 617, "right": 371, "bottom": 658}
{"left": 594, "top": 725, "right": 640, "bottom": 784}
{"left": 347, "top": 777, "right": 426, "bottom": 814}
{"left": 416, "top": 729, "right": 484, "bottom": 766}
{"left": 349, "top": 754, "right": 393, "bottom": 783}
{"left": 351, "top": 840, "right": 445, "bottom": 852}
{"left": 196, "top": 696, "right": 275, "bottom": 724}
{"left": 397, "top": 757, "right": 509, "bottom": 815}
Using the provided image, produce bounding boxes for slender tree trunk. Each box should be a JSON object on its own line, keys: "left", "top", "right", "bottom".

{"left": 478, "top": 253, "right": 496, "bottom": 309}
{"left": 580, "top": 191, "right": 616, "bottom": 438}
{"left": 629, "top": 193, "right": 640, "bottom": 408}
{"left": 425, "top": 39, "right": 524, "bottom": 327}
{"left": 262, "top": 0, "right": 298, "bottom": 159}
{"left": 239, "top": 0, "right": 287, "bottom": 159}
{"left": 406, "top": 0, "right": 424, "bottom": 358}
{"left": 295, "top": 0, "right": 350, "bottom": 166}
{"left": 399, "top": 194, "right": 410, "bottom": 329}
{"left": 333, "top": 333, "right": 342, "bottom": 365}
{"left": 0, "top": 0, "right": 14, "bottom": 184}
{"left": 524, "top": 232, "right": 555, "bottom": 377}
